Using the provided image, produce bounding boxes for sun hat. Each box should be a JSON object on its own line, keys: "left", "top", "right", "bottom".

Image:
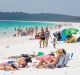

{"left": 56, "top": 49, "right": 64, "bottom": 55}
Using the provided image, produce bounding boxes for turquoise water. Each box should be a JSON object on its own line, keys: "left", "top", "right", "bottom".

{"left": 0, "top": 20, "right": 56, "bottom": 38}
{"left": 0, "top": 20, "right": 55, "bottom": 28}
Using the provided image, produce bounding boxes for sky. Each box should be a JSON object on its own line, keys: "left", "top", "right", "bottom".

{"left": 0, "top": 0, "right": 80, "bottom": 16}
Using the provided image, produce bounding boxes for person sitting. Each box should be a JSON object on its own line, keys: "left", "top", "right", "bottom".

{"left": 35, "top": 49, "right": 66, "bottom": 69}
{"left": 35, "top": 33, "right": 40, "bottom": 39}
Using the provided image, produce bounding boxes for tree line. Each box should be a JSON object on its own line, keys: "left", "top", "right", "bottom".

{"left": 0, "top": 12, "right": 80, "bottom": 22}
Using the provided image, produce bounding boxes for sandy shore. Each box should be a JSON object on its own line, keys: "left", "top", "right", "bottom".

{"left": 0, "top": 22, "right": 80, "bottom": 75}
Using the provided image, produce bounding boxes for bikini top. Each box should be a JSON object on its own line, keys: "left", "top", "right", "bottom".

{"left": 45, "top": 31, "right": 49, "bottom": 37}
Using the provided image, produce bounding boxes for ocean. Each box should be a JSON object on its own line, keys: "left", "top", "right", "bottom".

{"left": 0, "top": 20, "right": 56, "bottom": 38}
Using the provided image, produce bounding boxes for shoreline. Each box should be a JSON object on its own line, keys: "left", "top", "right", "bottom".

{"left": 0, "top": 20, "right": 80, "bottom": 24}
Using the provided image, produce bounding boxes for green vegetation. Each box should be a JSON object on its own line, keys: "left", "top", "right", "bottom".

{"left": 0, "top": 12, "right": 80, "bottom": 22}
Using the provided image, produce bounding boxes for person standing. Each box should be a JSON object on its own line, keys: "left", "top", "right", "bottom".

{"left": 39, "top": 28, "right": 45, "bottom": 48}
{"left": 51, "top": 32, "right": 57, "bottom": 48}
{"left": 45, "top": 27, "right": 50, "bottom": 47}
{"left": 35, "top": 26, "right": 38, "bottom": 35}
{"left": 53, "top": 36, "right": 57, "bottom": 48}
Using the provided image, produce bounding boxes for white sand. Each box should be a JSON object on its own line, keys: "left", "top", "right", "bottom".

{"left": 0, "top": 22, "right": 80, "bottom": 75}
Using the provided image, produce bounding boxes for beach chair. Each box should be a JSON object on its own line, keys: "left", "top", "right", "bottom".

{"left": 56, "top": 54, "right": 70, "bottom": 68}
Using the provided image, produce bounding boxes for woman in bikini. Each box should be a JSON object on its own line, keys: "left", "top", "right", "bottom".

{"left": 45, "top": 27, "right": 50, "bottom": 47}
{"left": 0, "top": 56, "right": 32, "bottom": 70}
{"left": 39, "top": 28, "right": 46, "bottom": 48}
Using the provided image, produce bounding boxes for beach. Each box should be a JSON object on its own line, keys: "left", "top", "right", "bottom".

{"left": 0, "top": 22, "right": 80, "bottom": 75}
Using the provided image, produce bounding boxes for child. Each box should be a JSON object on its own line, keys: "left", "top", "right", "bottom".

{"left": 53, "top": 37, "right": 57, "bottom": 48}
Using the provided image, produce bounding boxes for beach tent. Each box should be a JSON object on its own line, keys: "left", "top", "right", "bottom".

{"left": 61, "top": 28, "right": 79, "bottom": 41}
{"left": 61, "top": 30, "right": 68, "bottom": 41}
{"left": 63, "top": 28, "right": 79, "bottom": 35}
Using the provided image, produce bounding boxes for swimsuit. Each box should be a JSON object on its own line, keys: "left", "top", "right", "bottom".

{"left": 45, "top": 31, "right": 49, "bottom": 38}
{"left": 7, "top": 61, "right": 19, "bottom": 69}
{"left": 40, "top": 34, "right": 45, "bottom": 40}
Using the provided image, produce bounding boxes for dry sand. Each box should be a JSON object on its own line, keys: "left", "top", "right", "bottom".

{"left": 0, "top": 22, "right": 80, "bottom": 75}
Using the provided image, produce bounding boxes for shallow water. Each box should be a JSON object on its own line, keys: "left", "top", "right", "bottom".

{"left": 0, "top": 20, "right": 56, "bottom": 38}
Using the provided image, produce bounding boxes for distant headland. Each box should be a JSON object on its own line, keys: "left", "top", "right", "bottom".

{"left": 0, "top": 12, "right": 80, "bottom": 22}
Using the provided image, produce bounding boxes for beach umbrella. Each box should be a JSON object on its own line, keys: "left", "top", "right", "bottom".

{"left": 62, "top": 28, "right": 79, "bottom": 35}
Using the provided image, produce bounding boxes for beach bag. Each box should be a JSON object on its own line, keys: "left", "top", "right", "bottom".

{"left": 56, "top": 54, "right": 70, "bottom": 68}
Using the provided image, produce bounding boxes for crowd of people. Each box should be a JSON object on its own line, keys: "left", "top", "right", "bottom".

{"left": 14, "top": 26, "right": 57, "bottom": 48}
{"left": 39, "top": 27, "right": 56, "bottom": 48}
{"left": 15, "top": 27, "right": 35, "bottom": 36}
